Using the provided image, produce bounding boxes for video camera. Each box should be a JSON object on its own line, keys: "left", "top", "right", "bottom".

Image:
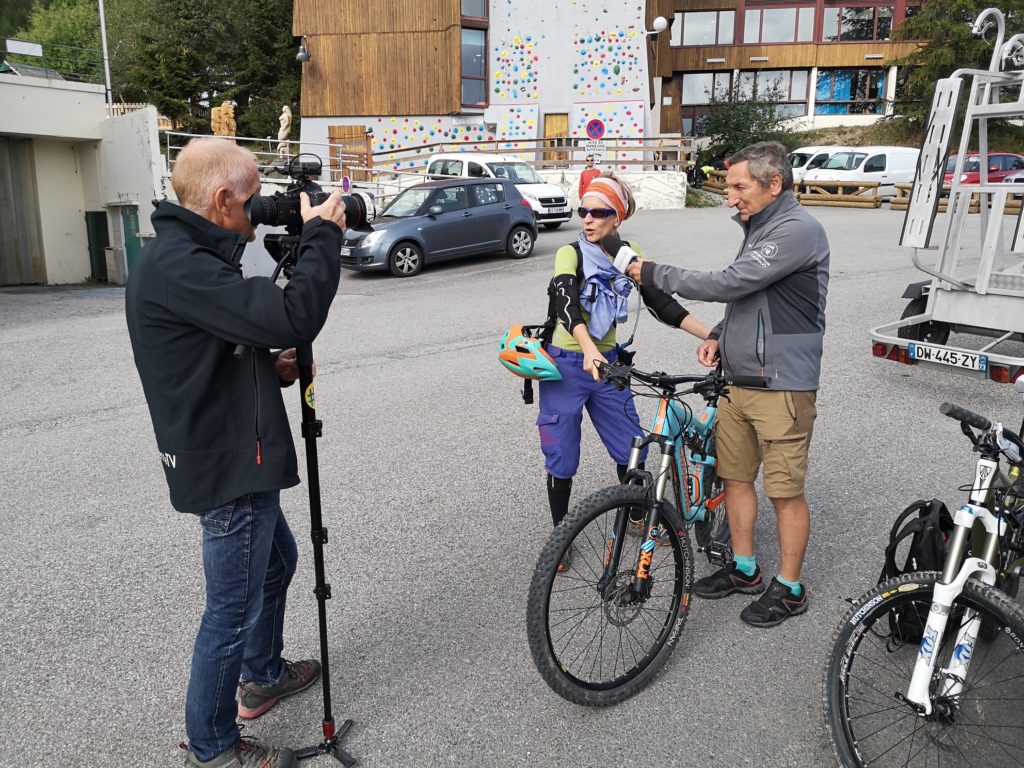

{"left": 246, "top": 154, "right": 376, "bottom": 271}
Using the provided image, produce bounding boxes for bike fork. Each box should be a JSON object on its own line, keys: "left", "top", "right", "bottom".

{"left": 905, "top": 503, "right": 1002, "bottom": 714}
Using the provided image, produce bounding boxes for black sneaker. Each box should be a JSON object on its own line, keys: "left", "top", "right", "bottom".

{"left": 237, "top": 659, "right": 321, "bottom": 719}
{"left": 693, "top": 563, "right": 765, "bottom": 599}
{"left": 740, "top": 577, "right": 808, "bottom": 628}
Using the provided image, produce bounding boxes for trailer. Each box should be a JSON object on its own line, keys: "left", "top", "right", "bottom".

{"left": 871, "top": 7, "right": 1024, "bottom": 384}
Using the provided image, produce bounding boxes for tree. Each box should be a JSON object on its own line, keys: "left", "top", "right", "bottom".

{"left": 894, "top": 0, "right": 1024, "bottom": 122}
{"left": 0, "top": 0, "right": 38, "bottom": 39}
{"left": 698, "top": 77, "right": 789, "bottom": 156}
{"left": 14, "top": 0, "right": 102, "bottom": 82}
{"left": 105, "top": 0, "right": 299, "bottom": 137}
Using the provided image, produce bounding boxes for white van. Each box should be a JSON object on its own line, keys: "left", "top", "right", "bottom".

{"left": 789, "top": 146, "right": 849, "bottom": 185}
{"left": 426, "top": 152, "right": 571, "bottom": 229}
{"left": 801, "top": 146, "right": 920, "bottom": 198}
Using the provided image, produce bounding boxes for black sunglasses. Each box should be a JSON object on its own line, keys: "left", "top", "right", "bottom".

{"left": 577, "top": 206, "right": 616, "bottom": 220}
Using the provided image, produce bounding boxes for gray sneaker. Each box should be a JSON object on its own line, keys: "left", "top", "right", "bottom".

{"left": 238, "top": 658, "right": 321, "bottom": 719}
{"left": 183, "top": 738, "right": 296, "bottom": 768}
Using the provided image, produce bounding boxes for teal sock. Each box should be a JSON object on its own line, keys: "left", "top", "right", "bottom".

{"left": 777, "top": 575, "right": 803, "bottom": 597}
{"left": 734, "top": 554, "right": 756, "bottom": 576}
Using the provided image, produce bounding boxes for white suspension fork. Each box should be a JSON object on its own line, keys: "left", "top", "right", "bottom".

{"left": 906, "top": 502, "right": 1002, "bottom": 714}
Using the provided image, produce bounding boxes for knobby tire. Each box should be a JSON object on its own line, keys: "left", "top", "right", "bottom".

{"left": 526, "top": 484, "right": 694, "bottom": 706}
{"left": 823, "top": 571, "right": 1024, "bottom": 768}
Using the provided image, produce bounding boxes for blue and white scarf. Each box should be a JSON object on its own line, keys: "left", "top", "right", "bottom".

{"left": 578, "top": 234, "right": 632, "bottom": 339}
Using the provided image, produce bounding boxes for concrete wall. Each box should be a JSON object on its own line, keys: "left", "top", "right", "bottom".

{"left": 100, "top": 106, "right": 166, "bottom": 235}
{"left": 0, "top": 74, "right": 165, "bottom": 284}
{"left": 31, "top": 138, "right": 97, "bottom": 283}
{"left": 0, "top": 77, "right": 106, "bottom": 140}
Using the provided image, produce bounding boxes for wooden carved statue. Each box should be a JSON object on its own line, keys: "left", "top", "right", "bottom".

{"left": 276, "top": 105, "right": 293, "bottom": 156}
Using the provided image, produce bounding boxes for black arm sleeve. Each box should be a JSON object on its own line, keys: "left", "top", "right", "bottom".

{"left": 639, "top": 283, "right": 690, "bottom": 329}
{"left": 551, "top": 273, "right": 586, "bottom": 334}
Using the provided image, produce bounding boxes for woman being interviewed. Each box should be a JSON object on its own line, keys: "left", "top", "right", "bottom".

{"left": 539, "top": 173, "right": 709, "bottom": 569}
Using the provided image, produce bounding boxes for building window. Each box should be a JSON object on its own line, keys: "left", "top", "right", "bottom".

{"left": 461, "top": 0, "right": 486, "bottom": 19}
{"left": 681, "top": 72, "right": 732, "bottom": 105}
{"left": 815, "top": 68, "right": 887, "bottom": 114}
{"left": 823, "top": 6, "right": 893, "bottom": 42}
{"left": 739, "top": 69, "right": 810, "bottom": 117}
{"left": 671, "top": 10, "right": 735, "bottom": 46}
{"left": 461, "top": 28, "right": 486, "bottom": 107}
{"left": 744, "top": 6, "right": 815, "bottom": 44}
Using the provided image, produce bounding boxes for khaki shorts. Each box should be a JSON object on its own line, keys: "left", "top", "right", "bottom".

{"left": 714, "top": 387, "right": 817, "bottom": 499}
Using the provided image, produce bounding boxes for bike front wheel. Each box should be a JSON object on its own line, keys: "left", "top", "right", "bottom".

{"left": 526, "top": 484, "right": 694, "bottom": 706}
{"left": 824, "top": 571, "right": 1024, "bottom": 768}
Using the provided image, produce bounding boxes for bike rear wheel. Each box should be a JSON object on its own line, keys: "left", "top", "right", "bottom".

{"left": 526, "top": 484, "right": 694, "bottom": 706}
{"left": 824, "top": 571, "right": 1024, "bottom": 767}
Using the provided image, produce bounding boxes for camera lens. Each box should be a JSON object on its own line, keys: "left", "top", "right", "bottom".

{"left": 342, "top": 191, "right": 377, "bottom": 231}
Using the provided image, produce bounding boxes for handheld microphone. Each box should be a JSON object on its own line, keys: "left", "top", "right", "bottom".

{"left": 601, "top": 233, "right": 640, "bottom": 274}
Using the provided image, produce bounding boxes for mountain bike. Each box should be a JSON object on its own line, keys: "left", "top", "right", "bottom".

{"left": 824, "top": 393, "right": 1024, "bottom": 768}
{"left": 526, "top": 362, "right": 769, "bottom": 706}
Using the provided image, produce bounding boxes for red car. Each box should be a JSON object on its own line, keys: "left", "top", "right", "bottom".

{"left": 944, "top": 152, "right": 1024, "bottom": 184}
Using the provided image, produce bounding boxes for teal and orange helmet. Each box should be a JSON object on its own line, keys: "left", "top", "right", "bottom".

{"left": 498, "top": 325, "right": 562, "bottom": 381}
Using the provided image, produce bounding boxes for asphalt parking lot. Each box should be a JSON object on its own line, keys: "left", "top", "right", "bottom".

{"left": 1, "top": 203, "right": 1021, "bottom": 768}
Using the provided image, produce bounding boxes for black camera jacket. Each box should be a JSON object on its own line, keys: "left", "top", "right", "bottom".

{"left": 126, "top": 201, "right": 343, "bottom": 513}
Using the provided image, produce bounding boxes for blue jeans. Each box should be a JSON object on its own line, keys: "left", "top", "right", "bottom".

{"left": 185, "top": 490, "right": 298, "bottom": 761}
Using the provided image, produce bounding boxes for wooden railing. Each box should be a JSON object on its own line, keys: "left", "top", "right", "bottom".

{"left": 369, "top": 136, "right": 694, "bottom": 173}
{"left": 797, "top": 181, "right": 881, "bottom": 208}
{"left": 702, "top": 170, "right": 727, "bottom": 194}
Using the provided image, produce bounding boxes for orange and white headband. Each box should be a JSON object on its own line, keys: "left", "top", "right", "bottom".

{"left": 582, "top": 178, "right": 628, "bottom": 222}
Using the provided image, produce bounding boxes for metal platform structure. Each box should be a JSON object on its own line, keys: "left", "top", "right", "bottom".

{"left": 871, "top": 6, "right": 1024, "bottom": 384}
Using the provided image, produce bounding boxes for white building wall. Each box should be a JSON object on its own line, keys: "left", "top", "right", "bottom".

{"left": 0, "top": 78, "right": 106, "bottom": 140}
{"left": 32, "top": 138, "right": 94, "bottom": 283}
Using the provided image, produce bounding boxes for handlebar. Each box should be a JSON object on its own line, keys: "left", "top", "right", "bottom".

{"left": 598, "top": 361, "right": 771, "bottom": 392}
{"left": 728, "top": 374, "right": 773, "bottom": 389}
{"left": 941, "top": 401, "right": 1024, "bottom": 462}
{"left": 940, "top": 402, "right": 992, "bottom": 431}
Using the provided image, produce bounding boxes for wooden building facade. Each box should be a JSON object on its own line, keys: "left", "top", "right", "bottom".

{"left": 646, "top": 0, "right": 923, "bottom": 135}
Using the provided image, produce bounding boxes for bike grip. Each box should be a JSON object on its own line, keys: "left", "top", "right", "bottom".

{"left": 727, "top": 375, "right": 772, "bottom": 389}
{"left": 939, "top": 402, "right": 991, "bottom": 431}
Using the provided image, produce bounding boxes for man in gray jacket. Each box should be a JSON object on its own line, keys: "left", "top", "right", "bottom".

{"left": 627, "top": 141, "right": 829, "bottom": 627}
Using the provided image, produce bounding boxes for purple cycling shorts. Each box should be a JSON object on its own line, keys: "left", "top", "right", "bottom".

{"left": 536, "top": 346, "right": 645, "bottom": 479}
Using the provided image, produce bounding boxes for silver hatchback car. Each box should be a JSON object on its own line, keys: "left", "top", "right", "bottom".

{"left": 340, "top": 177, "right": 537, "bottom": 277}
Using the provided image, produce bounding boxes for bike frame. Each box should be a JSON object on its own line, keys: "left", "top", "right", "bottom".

{"left": 598, "top": 387, "right": 721, "bottom": 597}
{"left": 624, "top": 392, "right": 722, "bottom": 526}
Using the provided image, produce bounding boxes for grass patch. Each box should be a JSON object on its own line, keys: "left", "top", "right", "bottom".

{"left": 686, "top": 187, "right": 723, "bottom": 208}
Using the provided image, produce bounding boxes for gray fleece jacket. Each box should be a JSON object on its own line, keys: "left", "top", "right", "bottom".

{"left": 640, "top": 192, "right": 829, "bottom": 391}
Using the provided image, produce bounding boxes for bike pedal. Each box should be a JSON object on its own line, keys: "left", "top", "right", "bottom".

{"left": 703, "top": 540, "right": 734, "bottom": 568}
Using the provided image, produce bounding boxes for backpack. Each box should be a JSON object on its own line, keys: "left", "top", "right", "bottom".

{"left": 877, "top": 498, "right": 955, "bottom": 643}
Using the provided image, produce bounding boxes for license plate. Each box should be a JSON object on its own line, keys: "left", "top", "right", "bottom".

{"left": 909, "top": 343, "right": 988, "bottom": 372}
{"left": 340, "top": 247, "right": 352, "bottom": 256}
{"left": 548, "top": 206, "right": 567, "bottom": 213}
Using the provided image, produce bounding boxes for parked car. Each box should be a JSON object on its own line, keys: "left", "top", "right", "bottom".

{"left": 789, "top": 146, "right": 848, "bottom": 185}
{"left": 340, "top": 177, "right": 536, "bottom": 277}
{"left": 426, "top": 152, "right": 571, "bottom": 230}
{"left": 944, "top": 152, "right": 1024, "bottom": 184}
{"left": 801, "top": 146, "right": 920, "bottom": 198}
{"left": 1001, "top": 168, "right": 1024, "bottom": 198}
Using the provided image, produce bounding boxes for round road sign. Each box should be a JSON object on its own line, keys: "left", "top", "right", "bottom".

{"left": 585, "top": 119, "right": 606, "bottom": 141}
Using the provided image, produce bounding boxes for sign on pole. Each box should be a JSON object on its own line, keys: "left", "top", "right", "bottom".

{"left": 585, "top": 119, "right": 606, "bottom": 140}
{"left": 582, "top": 140, "right": 607, "bottom": 163}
